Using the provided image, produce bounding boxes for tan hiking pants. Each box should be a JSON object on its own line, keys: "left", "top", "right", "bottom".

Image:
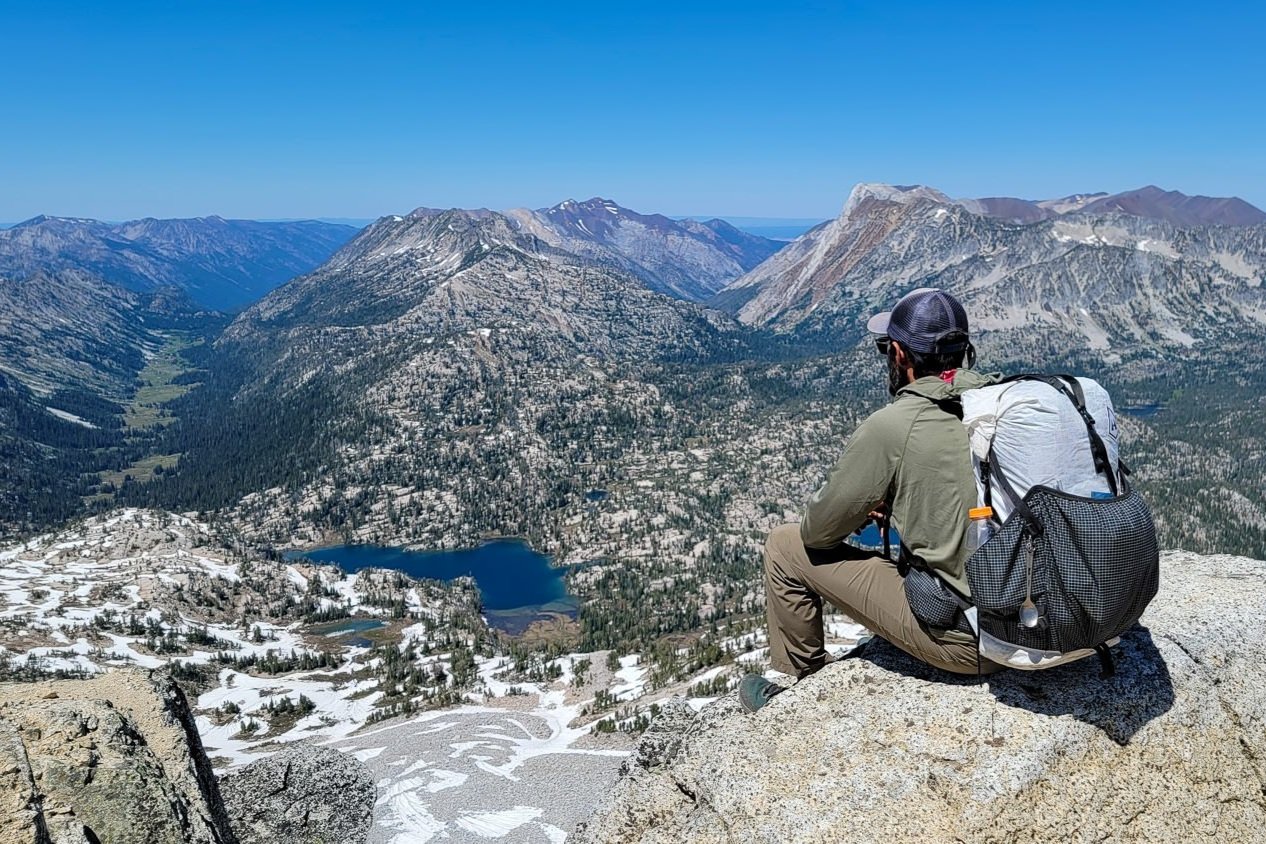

{"left": 763, "top": 523, "right": 998, "bottom": 677}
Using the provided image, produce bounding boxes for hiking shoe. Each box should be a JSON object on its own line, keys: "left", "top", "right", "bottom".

{"left": 738, "top": 674, "right": 785, "bottom": 713}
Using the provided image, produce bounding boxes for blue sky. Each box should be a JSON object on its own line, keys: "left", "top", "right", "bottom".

{"left": 2, "top": 1, "right": 1263, "bottom": 220}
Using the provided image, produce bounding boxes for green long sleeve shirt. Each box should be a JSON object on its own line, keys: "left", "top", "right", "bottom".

{"left": 800, "top": 369, "right": 996, "bottom": 598}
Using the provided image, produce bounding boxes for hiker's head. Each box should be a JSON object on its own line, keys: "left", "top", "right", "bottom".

{"left": 868, "top": 288, "right": 975, "bottom": 394}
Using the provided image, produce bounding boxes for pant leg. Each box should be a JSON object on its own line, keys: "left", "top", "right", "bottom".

{"left": 763, "top": 523, "right": 995, "bottom": 677}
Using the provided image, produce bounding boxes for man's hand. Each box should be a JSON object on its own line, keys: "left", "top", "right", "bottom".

{"left": 853, "top": 503, "right": 890, "bottom": 535}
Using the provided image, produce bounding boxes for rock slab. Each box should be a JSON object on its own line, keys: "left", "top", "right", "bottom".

{"left": 218, "top": 742, "right": 375, "bottom": 844}
{"left": 574, "top": 551, "right": 1266, "bottom": 843}
{"left": 0, "top": 669, "right": 235, "bottom": 844}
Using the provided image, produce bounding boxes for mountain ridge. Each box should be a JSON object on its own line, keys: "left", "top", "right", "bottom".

{"left": 0, "top": 215, "right": 356, "bottom": 311}
{"left": 965, "top": 184, "right": 1265, "bottom": 227}
{"left": 717, "top": 182, "right": 1266, "bottom": 358}
{"left": 504, "top": 197, "right": 784, "bottom": 301}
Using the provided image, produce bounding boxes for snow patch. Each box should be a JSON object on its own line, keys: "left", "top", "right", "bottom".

{"left": 46, "top": 408, "right": 98, "bottom": 428}
{"left": 454, "top": 806, "right": 544, "bottom": 838}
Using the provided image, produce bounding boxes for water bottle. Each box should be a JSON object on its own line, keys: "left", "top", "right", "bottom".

{"left": 965, "top": 506, "right": 994, "bottom": 555}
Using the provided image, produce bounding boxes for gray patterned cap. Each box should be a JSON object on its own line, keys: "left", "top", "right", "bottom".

{"left": 866, "top": 287, "right": 970, "bottom": 354}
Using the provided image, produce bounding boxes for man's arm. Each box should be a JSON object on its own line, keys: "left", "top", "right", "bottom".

{"left": 800, "top": 414, "right": 898, "bottom": 549}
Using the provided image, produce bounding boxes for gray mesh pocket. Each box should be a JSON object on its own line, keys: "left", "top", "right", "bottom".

{"left": 904, "top": 567, "right": 963, "bottom": 629}
{"left": 967, "top": 487, "right": 1159, "bottom": 653}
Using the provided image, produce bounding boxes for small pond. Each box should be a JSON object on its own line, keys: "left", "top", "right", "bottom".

{"left": 309, "top": 617, "right": 387, "bottom": 647}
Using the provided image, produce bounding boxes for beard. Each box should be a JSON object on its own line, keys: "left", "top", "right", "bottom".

{"left": 887, "top": 353, "right": 908, "bottom": 396}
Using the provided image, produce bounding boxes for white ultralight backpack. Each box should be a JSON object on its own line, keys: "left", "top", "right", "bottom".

{"left": 962, "top": 377, "right": 1123, "bottom": 523}
{"left": 903, "top": 374, "right": 1159, "bottom": 675}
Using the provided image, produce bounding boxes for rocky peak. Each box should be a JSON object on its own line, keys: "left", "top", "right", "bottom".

{"left": 225, "top": 198, "right": 741, "bottom": 365}
{"left": 11, "top": 214, "right": 106, "bottom": 230}
{"left": 1077, "top": 185, "right": 1266, "bottom": 227}
{"left": 839, "top": 182, "right": 955, "bottom": 219}
{"left": 717, "top": 183, "right": 971, "bottom": 328}
{"left": 324, "top": 207, "right": 544, "bottom": 275}
{"left": 716, "top": 180, "right": 1266, "bottom": 352}
{"left": 575, "top": 550, "right": 1266, "bottom": 842}
{"left": 539, "top": 197, "right": 675, "bottom": 239}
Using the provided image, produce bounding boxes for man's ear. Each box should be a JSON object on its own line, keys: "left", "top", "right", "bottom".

{"left": 892, "top": 341, "right": 909, "bottom": 369}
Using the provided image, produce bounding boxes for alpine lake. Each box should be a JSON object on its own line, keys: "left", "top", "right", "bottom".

{"left": 288, "top": 538, "right": 578, "bottom": 637}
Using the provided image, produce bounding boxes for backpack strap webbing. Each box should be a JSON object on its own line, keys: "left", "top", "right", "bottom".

{"left": 986, "top": 441, "right": 1044, "bottom": 536}
{"left": 1095, "top": 643, "right": 1116, "bottom": 680}
{"left": 927, "top": 396, "right": 964, "bottom": 420}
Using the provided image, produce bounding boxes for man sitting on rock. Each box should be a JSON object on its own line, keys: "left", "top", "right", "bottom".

{"left": 740, "top": 288, "right": 999, "bottom": 713}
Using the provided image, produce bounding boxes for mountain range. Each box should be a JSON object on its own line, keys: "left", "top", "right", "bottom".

{"left": 826, "top": 183, "right": 1266, "bottom": 228}
{"left": 3, "top": 183, "right": 1266, "bottom": 563}
{"left": 716, "top": 183, "right": 1266, "bottom": 359}
{"left": 5, "top": 181, "right": 1266, "bottom": 844}
{"left": 168, "top": 206, "right": 757, "bottom": 553}
{"left": 965, "top": 185, "right": 1266, "bottom": 227}
{"left": 226, "top": 207, "right": 740, "bottom": 359}
{"left": 504, "top": 198, "right": 783, "bottom": 300}
{"left": 0, "top": 215, "right": 356, "bottom": 311}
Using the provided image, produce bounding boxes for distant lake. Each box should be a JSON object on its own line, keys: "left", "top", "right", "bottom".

{"left": 1122, "top": 403, "right": 1164, "bottom": 418}
{"left": 853, "top": 523, "right": 898, "bottom": 550}
{"left": 289, "top": 539, "right": 575, "bottom": 635}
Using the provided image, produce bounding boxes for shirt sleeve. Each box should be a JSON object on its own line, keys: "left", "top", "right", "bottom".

{"left": 799, "top": 412, "right": 899, "bottom": 549}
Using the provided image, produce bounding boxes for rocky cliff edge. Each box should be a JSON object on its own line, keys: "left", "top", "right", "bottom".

{"left": 574, "top": 550, "right": 1266, "bottom": 843}
{"left": 0, "top": 670, "right": 235, "bottom": 844}
{"left": 0, "top": 669, "right": 374, "bottom": 844}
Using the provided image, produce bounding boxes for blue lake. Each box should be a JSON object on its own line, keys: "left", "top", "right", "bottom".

{"left": 1122, "top": 403, "right": 1164, "bottom": 418}
{"left": 853, "top": 523, "right": 898, "bottom": 549}
{"left": 290, "top": 539, "right": 576, "bottom": 635}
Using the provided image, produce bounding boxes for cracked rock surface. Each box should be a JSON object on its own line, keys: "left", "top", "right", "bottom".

{"left": 0, "top": 670, "right": 234, "bottom": 844}
{"left": 217, "top": 742, "right": 374, "bottom": 844}
{"left": 573, "top": 551, "right": 1266, "bottom": 843}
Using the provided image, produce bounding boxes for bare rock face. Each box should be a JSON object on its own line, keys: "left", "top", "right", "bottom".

{"left": 574, "top": 551, "right": 1266, "bottom": 843}
{"left": 0, "top": 670, "right": 235, "bottom": 844}
{"left": 718, "top": 182, "right": 1266, "bottom": 357}
{"left": 217, "top": 743, "right": 374, "bottom": 844}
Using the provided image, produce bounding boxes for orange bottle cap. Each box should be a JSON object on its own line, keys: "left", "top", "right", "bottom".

{"left": 968, "top": 506, "right": 994, "bottom": 520}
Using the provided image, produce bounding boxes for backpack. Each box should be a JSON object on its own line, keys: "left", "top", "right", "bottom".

{"left": 902, "top": 374, "right": 1161, "bottom": 676}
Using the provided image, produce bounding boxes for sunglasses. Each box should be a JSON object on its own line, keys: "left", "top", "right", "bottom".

{"left": 875, "top": 330, "right": 970, "bottom": 357}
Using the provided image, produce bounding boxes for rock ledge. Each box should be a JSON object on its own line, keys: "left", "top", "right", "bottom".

{"left": 574, "top": 550, "right": 1266, "bottom": 843}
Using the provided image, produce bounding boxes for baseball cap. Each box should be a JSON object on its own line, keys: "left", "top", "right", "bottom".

{"left": 866, "top": 287, "right": 970, "bottom": 354}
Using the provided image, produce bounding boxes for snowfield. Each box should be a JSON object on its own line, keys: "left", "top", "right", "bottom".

{"left": 1, "top": 508, "right": 872, "bottom": 841}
